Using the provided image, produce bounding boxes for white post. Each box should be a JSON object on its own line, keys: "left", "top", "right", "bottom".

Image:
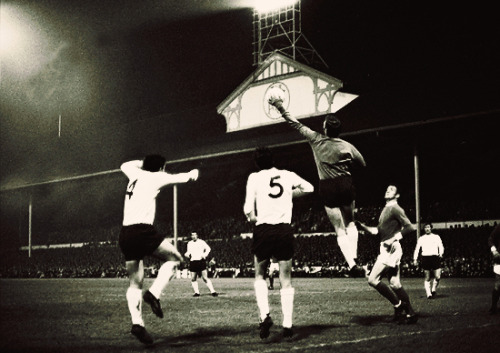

{"left": 173, "top": 185, "right": 178, "bottom": 249}
{"left": 414, "top": 144, "right": 421, "bottom": 240}
{"left": 58, "top": 114, "right": 62, "bottom": 138}
{"left": 28, "top": 194, "right": 33, "bottom": 258}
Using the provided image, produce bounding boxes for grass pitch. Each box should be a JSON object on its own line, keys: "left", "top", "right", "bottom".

{"left": 0, "top": 277, "right": 498, "bottom": 353}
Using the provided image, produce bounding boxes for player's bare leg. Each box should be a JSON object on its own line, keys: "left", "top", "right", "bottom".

{"left": 143, "top": 239, "right": 182, "bottom": 318}
{"left": 126, "top": 260, "right": 153, "bottom": 345}
{"left": 325, "top": 206, "right": 364, "bottom": 277}
{"left": 190, "top": 272, "right": 200, "bottom": 296}
{"left": 342, "top": 201, "right": 359, "bottom": 261}
{"left": 368, "top": 260, "right": 407, "bottom": 322}
{"left": 389, "top": 266, "right": 418, "bottom": 324}
{"left": 268, "top": 271, "right": 275, "bottom": 290}
{"left": 431, "top": 268, "right": 441, "bottom": 297}
{"left": 424, "top": 270, "right": 433, "bottom": 298}
{"left": 200, "top": 269, "right": 218, "bottom": 296}
{"left": 279, "top": 259, "right": 294, "bottom": 338}
{"left": 254, "top": 257, "right": 273, "bottom": 338}
{"left": 325, "top": 206, "right": 354, "bottom": 267}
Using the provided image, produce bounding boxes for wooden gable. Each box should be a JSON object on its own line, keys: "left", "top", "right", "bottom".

{"left": 217, "top": 53, "right": 358, "bottom": 132}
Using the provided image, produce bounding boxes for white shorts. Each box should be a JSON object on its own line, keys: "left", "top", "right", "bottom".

{"left": 494, "top": 264, "right": 500, "bottom": 275}
{"left": 377, "top": 241, "right": 403, "bottom": 268}
{"left": 269, "top": 262, "right": 279, "bottom": 273}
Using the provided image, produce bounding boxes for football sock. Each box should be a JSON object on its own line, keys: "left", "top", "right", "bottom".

{"left": 431, "top": 279, "right": 440, "bottom": 293}
{"left": 424, "top": 280, "right": 432, "bottom": 297}
{"left": 374, "top": 282, "right": 400, "bottom": 305}
{"left": 149, "top": 261, "right": 176, "bottom": 299}
{"left": 394, "top": 287, "right": 414, "bottom": 314}
{"left": 336, "top": 228, "right": 356, "bottom": 269}
{"left": 280, "top": 287, "right": 295, "bottom": 328}
{"left": 206, "top": 279, "right": 216, "bottom": 293}
{"left": 346, "top": 222, "right": 359, "bottom": 260}
{"left": 254, "top": 279, "right": 270, "bottom": 321}
{"left": 191, "top": 281, "right": 200, "bottom": 294}
{"left": 269, "top": 276, "right": 274, "bottom": 287}
{"left": 126, "top": 287, "right": 144, "bottom": 326}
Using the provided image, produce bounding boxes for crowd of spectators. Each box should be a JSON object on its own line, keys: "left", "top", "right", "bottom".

{"left": 1, "top": 213, "right": 497, "bottom": 279}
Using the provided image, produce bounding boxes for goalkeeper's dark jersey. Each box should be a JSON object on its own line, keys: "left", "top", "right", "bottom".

{"left": 286, "top": 120, "right": 366, "bottom": 180}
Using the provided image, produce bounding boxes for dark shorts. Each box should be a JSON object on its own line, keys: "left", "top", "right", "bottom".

{"left": 252, "top": 223, "right": 294, "bottom": 262}
{"left": 319, "top": 176, "right": 356, "bottom": 208}
{"left": 421, "top": 256, "right": 441, "bottom": 271}
{"left": 189, "top": 260, "right": 207, "bottom": 273}
{"left": 119, "top": 224, "right": 164, "bottom": 261}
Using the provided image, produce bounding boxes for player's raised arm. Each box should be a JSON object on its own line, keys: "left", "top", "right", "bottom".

{"left": 159, "top": 169, "right": 199, "bottom": 187}
{"left": 120, "top": 160, "right": 143, "bottom": 179}
{"left": 268, "top": 97, "right": 298, "bottom": 123}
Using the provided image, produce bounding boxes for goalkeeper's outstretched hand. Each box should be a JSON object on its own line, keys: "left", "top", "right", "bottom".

{"left": 268, "top": 97, "right": 286, "bottom": 114}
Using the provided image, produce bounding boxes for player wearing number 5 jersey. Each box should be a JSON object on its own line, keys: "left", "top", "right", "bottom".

{"left": 244, "top": 147, "right": 314, "bottom": 339}
{"left": 119, "top": 155, "right": 199, "bottom": 345}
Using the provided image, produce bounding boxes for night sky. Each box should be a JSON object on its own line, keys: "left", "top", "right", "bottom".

{"left": 1, "top": 0, "right": 499, "bottom": 188}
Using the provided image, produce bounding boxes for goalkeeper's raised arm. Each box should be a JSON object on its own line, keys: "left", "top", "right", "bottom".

{"left": 268, "top": 97, "right": 301, "bottom": 124}
{"left": 268, "top": 97, "right": 318, "bottom": 142}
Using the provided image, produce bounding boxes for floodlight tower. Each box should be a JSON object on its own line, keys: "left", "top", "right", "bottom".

{"left": 252, "top": 0, "right": 327, "bottom": 69}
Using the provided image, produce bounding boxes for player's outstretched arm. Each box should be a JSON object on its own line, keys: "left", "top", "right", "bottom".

{"left": 268, "top": 97, "right": 299, "bottom": 124}
{"left": 188, "top": 169, "right": 199, "bottom": 181}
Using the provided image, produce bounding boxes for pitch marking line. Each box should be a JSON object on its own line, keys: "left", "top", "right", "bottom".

{"left": 265, "top": 322, "right": 499, "bottom": 352}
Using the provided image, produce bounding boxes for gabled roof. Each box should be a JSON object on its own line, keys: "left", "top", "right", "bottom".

{"left": 217, "top": 52, "right": 343, "bottom": 114}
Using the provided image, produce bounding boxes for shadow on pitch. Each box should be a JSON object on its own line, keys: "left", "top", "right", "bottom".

{"left": 350, "top": 314, "right": 397, "bottom": 326}
{"left": 152, "top": 326, "right": 254, "bottom": 348}
{"left": 265, "top": 324, "right": 348, "bottom": 344}
{"left": 147, "top": 323, "right": 347, "bottom": 348}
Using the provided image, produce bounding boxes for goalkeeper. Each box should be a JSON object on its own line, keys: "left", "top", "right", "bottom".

{"left": 268, "top": 96, "right": 367, "bottom": 277}
{"left": 488, "top": 224, "right": 500, "bottom": 314}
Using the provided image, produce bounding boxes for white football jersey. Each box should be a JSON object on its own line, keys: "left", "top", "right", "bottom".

{"left": 185, "top": 239, "right": 211, "bottom": 261}
{"left": 121, "top": 160, "right": 194, "bottom": 226}
{"left": 243, "top": 167, "right": 314, "bottom": 225}
{"left": 413, "top": 233, "right": 444, "bottom": 259}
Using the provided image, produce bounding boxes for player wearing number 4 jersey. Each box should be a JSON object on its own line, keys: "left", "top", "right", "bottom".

{"left": 119, "top": 155, "right": 199, "bottom": 345}
{"left": 244, "top": 147, "right": 314, "bottom": 339}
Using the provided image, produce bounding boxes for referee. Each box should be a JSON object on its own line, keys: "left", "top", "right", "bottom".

{"left": 413, "top": 223, "right": 445, "bottom": 299}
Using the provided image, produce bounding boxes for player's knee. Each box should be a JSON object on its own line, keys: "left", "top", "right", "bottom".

{"left": 129, "top": 275, "right": 143, "bottom": 289}
{"left": 389, "top": 279, "right": 401, "bottom": 290}
{"left": 367, "top": 276, "right": 379, "bottom": 287}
